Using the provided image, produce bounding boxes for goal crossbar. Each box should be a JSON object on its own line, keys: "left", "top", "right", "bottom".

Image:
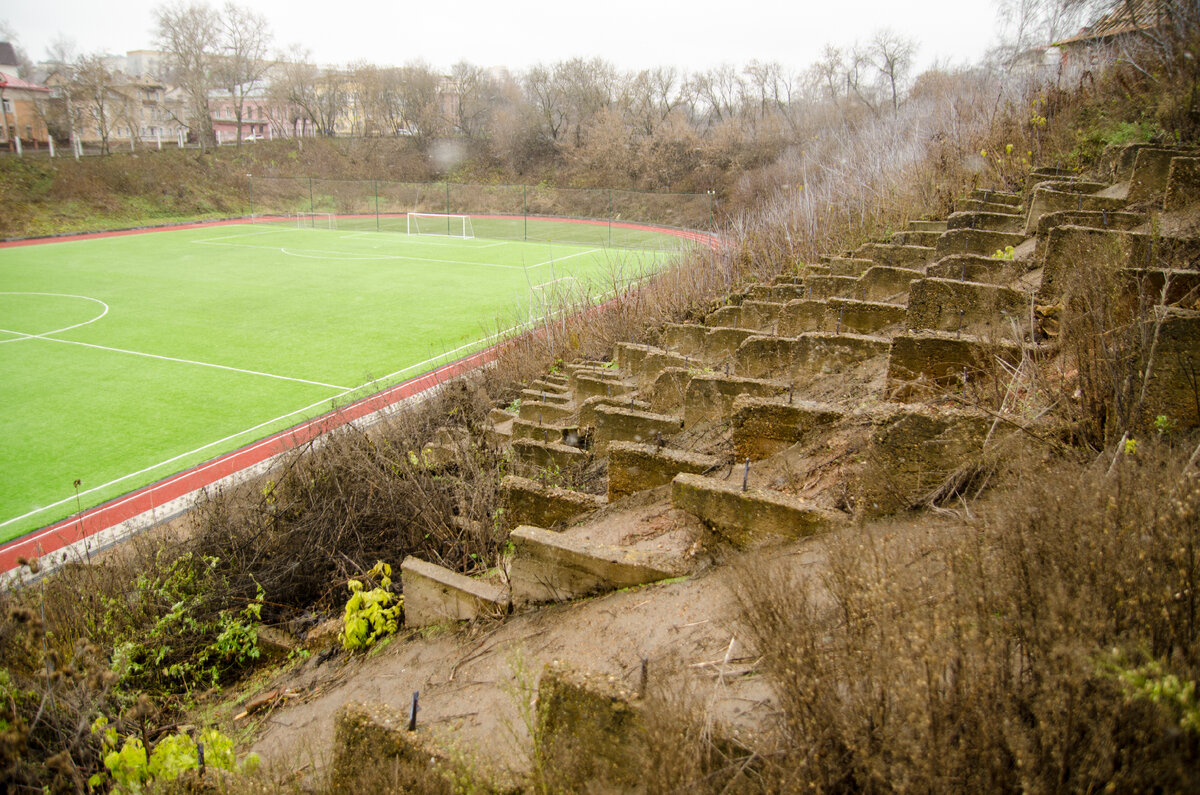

{"left": 406, "top": 212, "right": 475, "bottom": 239}
{"left": 296, "top": 212, "right": 336, "bottom": 229}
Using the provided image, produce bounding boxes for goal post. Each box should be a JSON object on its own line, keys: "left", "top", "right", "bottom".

{"left": 406, "top": 212, "right": 475, "bottom": 239}
{"left": 296, "top": 212, "right": 337, "bottom": 229}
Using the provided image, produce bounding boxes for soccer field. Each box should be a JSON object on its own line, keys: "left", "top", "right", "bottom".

{"left": 0, "top": 219, "right": 690, "bottom": 543}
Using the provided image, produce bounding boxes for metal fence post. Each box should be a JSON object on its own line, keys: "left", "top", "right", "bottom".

{"left": 374, "top": 179, "right": 380, "bottom": 231}
{"left": 523, "top": 184, "right": 528, "bottom": 241}
{"left": 308, "top": 177, "right": 314, "bottom": 225}
{"left": 445, "top": 181, "right": 451, "bottom": 235}
{"left": 608, "top": 188, "right": 612, "bottom": 247}
{"left": 247, "top": 174, "right": 253, "bottom": 221}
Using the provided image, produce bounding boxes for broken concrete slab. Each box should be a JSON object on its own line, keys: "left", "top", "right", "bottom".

{"left": 825, "top": 256, "right": 875, "bottom": 276}
{"left": 521, "top": 388, "right": 572, "bottom": 407}
{"left": 934, "top": 229, "right": 1027, "bottom": 258}
{"left": 671, "top": 473, "right": 841, "bottom": 547}
{"left": 1139, "top": 309, "right": 1200, "bottom": 430}
{"left": 777, "top": 299, "right": 828, "bottom": 336}
{"left": 1165, "top": 157, "right": 1200, "bottom": 211}
{"left": 856, "top": 242, "right": 935, "bottom": 269}
{"left": 824, "top": 298, "right": 907, "bottom": 334}
{"left": 1129, "top": 146, "right": 1197, "bottom": 202}
{"left": 511, "top": 417, "right": 579, "bottom": 445}
{"left": 508, "top": 525, "right": 678, "bottom": 605}
{"left": 683, "top": 372, "right": 789, "bottom": 425}
{"left": 510, "top": 437, "right": 588, "bottom": 476}
{"left": 908, "top": 220, "right": 949, "bottom": 232}
{"left": 856, "top": 404, "right": 996, "bottom": 517}
{"left": 890, "top": 229, "right": 941, "bottom": 247}
{"left": 926, "top": 254, "right": 1019, "bottom": 285}
{"left": 969, "top": 188, "right": 1021, "bottom": 206}
{"left": 331, "top": 702, "right": 459, "bottom": 791}
{"left": 947, "top": 210, "right": 1024, "bottom": 233}
{"left": 662, "top": 323, "right": 708, "bottom": 357}
{"left": 649, "top": 367, "right": 693, "bottom": 414}
{"left": 735, "top": 333, "right": 889, "bottom": 382}
{"left": 1025, "top": 186, "right": 1127, "bottom": 235}
{"left": 858, "top": 265, "right": 924, "bottom": 301}
{"left": 804, "top": 274, "right": 859, "bottom": 299}
{"left": 519, "top": 399, "right": 575, "bottom": 424}
{"left": 574, "top": 373, "right": 636, "bottom": 402}
{"left": 1038, "top": 226, "right": 1200, "bottom": 300}
{"left": 400, "top": 557, "right": 509, "bottom": 628}
{"left": 594, "top": 405, "right": 684, "bottom": 454}
{"left": 501, "top": 475, "right": 606, "bottom": 530}
{"left": 1033, "top": 209, "right": 1146, "bottom": 245}
{"left": 886, "top": 331, "right": 1026, "bottom": 400}
{"left": 607, "top": 441, "right": 722, "bottom": 501}
{"left": 905, "top": 277, "right": 1028, "bottom": 337}
{"left": 731, "top": 396, "right": 847, "bottom": 460}
{"left": 579, "top": 394, "right": 652, "bottom": 428}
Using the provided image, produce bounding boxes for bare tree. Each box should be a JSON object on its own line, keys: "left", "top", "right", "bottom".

{"left": 396, "top": 61, "right": 446, "bottom": 144}
{"left": 71, "top": 53, "right": 121, "bottom": 154}
{"left": 271, "top": 46, "right": 346, "bottom": 136}
{"left": 449, "top": 60, "right": 502, "bottom": 140}
{"left": 155, "top": 1, "right": 220, "bottom": 149}
{"left": 216, "top": 2, "right": 272, "bottom": 146}
{"left": 868, "top": 30, "right": 917, "bottom": 111}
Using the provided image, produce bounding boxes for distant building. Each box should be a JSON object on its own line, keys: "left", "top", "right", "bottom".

{"left": 1055, "top": 0, "right": 1176, "bottom": 66}
{"left": 0, "top": 41, "right": 51, "bottom": 149}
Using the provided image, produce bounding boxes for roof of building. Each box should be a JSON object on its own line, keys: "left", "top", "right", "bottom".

{"left": 0, "top": 74, "right": 51, "bottom": 93}
{"left": 0, "top": 42, "right": 17, "bottom": 67}
{"left": 1056, "top": 0, "right": 1167, "bottom": 46}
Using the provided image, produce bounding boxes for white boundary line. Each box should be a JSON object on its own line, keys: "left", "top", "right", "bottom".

{"left": 20, "top": 335, "right": 351, "bottom": 390}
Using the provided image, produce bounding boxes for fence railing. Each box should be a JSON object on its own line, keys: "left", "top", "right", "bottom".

{"left": 248, "top": 176, "right": 715, "bottom": 249}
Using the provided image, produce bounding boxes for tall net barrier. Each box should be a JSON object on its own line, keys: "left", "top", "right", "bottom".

{"left": 249, "top": 177, "right": 713, "bottom": 249}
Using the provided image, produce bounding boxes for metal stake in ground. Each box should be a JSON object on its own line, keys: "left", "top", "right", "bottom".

{"left": 409, "top": 691, "right": 419, "bottom": 731}
{"left": 742, "top": 459, "right": 750, "bottom": 492}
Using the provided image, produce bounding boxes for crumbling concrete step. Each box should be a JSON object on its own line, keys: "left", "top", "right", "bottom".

{"left": 1101, "top": 141, "right": 1187, "bottom": 182}
{"left": 905, "top": 277, "right": 1027, "bottom": 337}
{"left": 732, "top": 396, "right": 846, "bottom": 460}
{"left": 671, "top": 473, "right": 841, "bottom": 547}
{"left": 661, "top": 323, "right": 708, "bottom": 356}
{"left": 543, "top": 372, "right": 569, "bottom": 387}
{"left": 907, "top": 220, "right": 948, "bottom": 232}
{"left": 607, "top": 442, "right": 722, "bottom": 501}
{"left": 594, "top": 405, "right": 684, "bottom": 454}
{"left": 501, "top": 475, "right": 606, "bottom": 529}
{"left": 1038, "top": 226, "right": 1200, "bottom": 300}
{"left": 806, "top": 274, "right": 859, "bottom": 299}
{"left": 856, "top": 243, "right": 935, "bottom": 269}
{"left": 934, "top": 229, "right": 1026, "bottom": 258}
{"left": 1025, "top": 185, "right": 1126, "bottom": 235}
{"left": 824, "top": 256, "right": 875, "bottom": 276}
{"left": 735, "top": 333, "right": 890, "bottom": 382}
{"left": 512, "top": 417, "right": 580, "bottom": 445}
{"left": 510, "top": 437, "right": 588, "bottom": 475}
{"left": 824, "top": 298, "right": 907, "bottom": 334}
{"left": 1130, "top": 146, "right": 1199, "bottom": 202}
{"left": 519, "top": 399, "right": 575, "bottom": 424}
{"left": 885, "top": 331, "right": 1025, "bottom": 400}
{"left": 959, "top": 198, "right": 1020, "bottom": 214}
{"left": 1033, "top": 210, "right": 1146, "bottom": 244}
{"left": 706, "top": 300, "right": 784, "bottom": 333}
{"left": 683, "top": 372, "right": 789, "bottom": 426}
{"left": 613, "top": 342, "right": 660, "bottom": 375}
{"left": 947, "top": 210, "right": 1024, "bottom": 233}
{"left": 579, "top": 394, "right": 652, "bottom": 428}
{"left": 649, "top": 367, "right": 693, "bottom": 414}
{"left": 705, "top": 305, "right": 743, "bottom": 328}
{"left": 400, "top": 557, "right": 509, "bottom": 628}
{"left": 927, "top": 255, "right": 1017, "bottom": 285}
{"left": 1166, "top": 157, "right": 1200, "bottom": 211}
{"left": 969, "top": 188, "right": 1021, "bottom": 206}
{"left": 633, "top": 349, "right": 689, "bottom": 391}
{"left": 575, "top": 373, "right": 636, "bottom": 402}
{"left": 530, "top": 378, "right": 570, "bottom": 395}
{"left": 778, "top": 299, "right": 829, "bottom": 336}
{"left": 489, "top": 407, "right": 516, "bottom": 425}
{"left": 1026, "top": 166, "right": 1078, "bottom": 187}
{"left": 1139, "top": 309, "right": 1200, "bottom": 429}
{"left": 890, "top": 229, "right": 941, "bottom": 247}
{"left": 508, "top": 525, "right": 678, "bottom": 605}
{"left": 859, "top": 265, "right": 925, "bottom": 301}
{"left": 856, "top": 404, "right": 997, "bottom": 516}
{"left": 521, "top": 388, "right": 573, "bottom": 407}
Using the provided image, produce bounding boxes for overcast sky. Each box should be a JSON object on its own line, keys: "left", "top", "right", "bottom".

{"left": 5, "top": 0, "right": 1005, "bottom": 74}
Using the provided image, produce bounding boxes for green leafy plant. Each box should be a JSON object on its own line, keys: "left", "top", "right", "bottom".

{"left": 89, "top": 716, "right": 258, "bottom": 793}
{"left": 993, "top": 245, "right": 1016, "bottom": 260}
{"left": 1101, "top": 653, "right": 1200, "bottom": 735}
{"left": 339, "top": 561, "right": 401, "bottom": 652}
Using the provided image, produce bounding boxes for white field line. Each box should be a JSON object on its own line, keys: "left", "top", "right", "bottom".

{"left": 194, "top": 238, "right": 531, "bottom": 269}
{"left": 336, "top": 230, "right": 507, "bottom": 249}
{"left": 23, "top": 335, "right": 351, "bottom": 390}
{"left": 0, "top": 293, "right": 110, "bottom": 344}
{"left": 525, "top": 248, "right": 601, "bottom": 269}
{"left": 2, "top": 258, "right": 658, "bottom": 535}
{"left": 2, "top": 309, "right": 543, "bottom": 532}
{"left": 189, "top": 228, "right": 283, "bottom": 244}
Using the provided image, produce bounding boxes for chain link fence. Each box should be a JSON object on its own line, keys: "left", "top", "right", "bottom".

{"left": 248, "top": 177, "right": 714, "bottom": 249}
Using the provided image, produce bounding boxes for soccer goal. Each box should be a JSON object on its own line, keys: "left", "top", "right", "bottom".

{"left": 406, "top": 212, "right": 475, "bottom": 239}
{"left": 296, "top": 212, "right": 337, "bottom": 229}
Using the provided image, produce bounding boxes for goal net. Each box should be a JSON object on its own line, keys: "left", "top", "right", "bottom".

{"left": 296, "top": 212, "right": 337, "bottom": 229}
{"left": 407, "top": 212, "right": 475, "bottom": 239}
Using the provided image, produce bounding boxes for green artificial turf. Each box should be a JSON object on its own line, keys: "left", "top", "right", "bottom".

{"left": 0, "top": 219, "right": 686, "bottom": 541}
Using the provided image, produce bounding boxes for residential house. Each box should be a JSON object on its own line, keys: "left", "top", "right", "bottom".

{"left": 0, "top": 41, "right": 51, "bottom": 149}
